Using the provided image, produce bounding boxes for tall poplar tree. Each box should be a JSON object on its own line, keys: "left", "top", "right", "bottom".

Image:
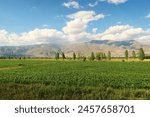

{"left": 138, "top": 48, "right": 145, "bottom": 61}
{"left": 108, "top": 51, "right": 111, "bottom": 60}
{"left": 90, "top": 52, "right": 95, "bottom": 61}
{"left": 96, "top": 52, "right": 100, "bottom": 61}
{"left": 132, "top": 51, "right": 136, "bottom": 59}
{"left": 125, "top": 50, "right": 129, "bottom": 60}
{"left": 62, "top": 52, "right": 65, "bottom": 60}
{"left": 73, "top": 52, "right": 76, "bottom": 60}
{"left": 55, "top": 52, "right": 59, "bottom": 60}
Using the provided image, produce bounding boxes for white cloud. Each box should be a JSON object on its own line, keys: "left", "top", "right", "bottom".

{"left": 145, "top": 13, "right": 150, "bottom": 18}
{"left": 63, "top": 11, "right": 105, "bottom": 41}
{"left": 95, "top": 25, "right": 144, "bottom": 41}
{"left": 88, "top": 0, "right": 127, "bottom": 7}
{"left": 1, "top": 24, "right": 150, "bottom": 46}
{"left": 107, "top": 0, "right": 128, "bottom": 5}
{"left": 1, "top": 9, "right": 150, "bottom": 46}
{"left": 0, "top": 11, "right": 106, "bottom": 46}
{"left": 88, "top": 0, "right": 100, "bottom": 7}
{"left": 20, "top": 29, "right": 66, "bottom": 44}
{"left": 92, "top": 28, "right": 98, "bottom": 33}
{"left": 0, "top": 29, "right": 67, "bottom": 46}
{"left": 93, "top": 25, "right": 150, "bottom": 44}
{"left": 63, "top": 0, "right": 81, "bottom": 9}
{"left": 0, "top": 30, "right": 9, "bottom": 46}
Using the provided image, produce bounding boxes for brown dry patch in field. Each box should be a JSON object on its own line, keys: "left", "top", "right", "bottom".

{"left": 0, "top": 66, "right": 22, "bottom": 71}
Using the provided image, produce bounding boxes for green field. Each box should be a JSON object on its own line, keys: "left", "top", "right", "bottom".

{"left": 0, "top": 60, "right": 150, "bottom": 100}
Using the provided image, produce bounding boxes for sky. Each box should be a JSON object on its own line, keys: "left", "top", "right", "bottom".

{"left": 0, "top": 0, "right": 150, "bottom": 46}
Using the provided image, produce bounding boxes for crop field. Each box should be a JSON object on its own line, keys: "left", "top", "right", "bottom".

{"left": 0, "top": 59, "right": 150, "bottom": 100}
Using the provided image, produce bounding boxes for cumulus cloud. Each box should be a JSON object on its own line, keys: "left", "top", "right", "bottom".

{"left": 0, "top": 29, "right": 67, "bottom": 46}
{"left": 1, "top": 24, "right": 150, "bottom": 46}
{"left": 95, "top": 25, "right": 143, "bottom": 40}
{"left": 63, "top": 11, "right": 105, "bottom": 41}
{"left": 1, "top": 10, "right": 150, "bottom": 46}
{"left": 93, "top": 25, "right": 150, "bottom": 44}
{"left": 145, "top": 13, "right": 150, "bottom": 18}
{"left": 0, "top": 11, "right": 105, "bottom": 46}
{"left": 20, "top": 29, "right": 66, "bottom": 44}
{"left": 0, "top": 30, "right": 10, "bottom": 46}
{"left": 63, "top": 0, "right": 81, "bottom": 9}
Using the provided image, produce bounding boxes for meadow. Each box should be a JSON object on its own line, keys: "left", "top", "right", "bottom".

{"left": 0, "top": 59, "right": 150, "bottom": 100}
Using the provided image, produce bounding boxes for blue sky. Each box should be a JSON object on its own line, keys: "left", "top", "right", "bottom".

{"left": 0, "top": 0, "right": 150, "bottom": 46}
{"left": 0, "top": 0, "right": 150, "bottom": 33}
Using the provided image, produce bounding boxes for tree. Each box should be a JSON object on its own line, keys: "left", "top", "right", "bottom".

{"left": 96, "top": 52, "right": 100, "bottom": 61}
{"left": 55, "top": 52, "right": 59, "bottom": 60}
{"left": 100, "top": 53, "right": 103, "bottom": 60}
{"left": 73, "top": 52, "right": 76, "bottom": 60}
{"left": 103, "top": 53, "right": 106, "bottom": 59}
{"left": 138, "top": 48, "right": 145, "bottom": 61}
{"left": 83, "top": 56, "right": 86, "bottom": 62}
{"left": 23, "top": 56, "right": 26, "bottom": 60}
{"left": 125, "top": 50, "right": 129, "bottom": 60}
{"left": 108, "top": 51, "right": 111, "bottom": 60}
{"left": 132, "top": 51, "right": 136, "bottom": 59}
{"left": 77, "top": 52, "right": 81, "bottom": 60}
{"left": 62, "top": 52, "right": 65, "bottom": 60}
{"left": 90, "top": 52, "right": 95, "bottom": 61}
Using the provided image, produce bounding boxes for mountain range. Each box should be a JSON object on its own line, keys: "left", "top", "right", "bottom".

{"left": 0, "top": 40, "right": 150, "bottom": 57}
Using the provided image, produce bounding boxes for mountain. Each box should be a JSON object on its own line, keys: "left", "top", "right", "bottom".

{"left": 89, "top": 40, "right": 135, "bottom": 47}
{"left": 0, "top": 40, "right": 150, "bottom": 57}
{"left": 0, "top": 44, "right": 61, "bottom": 57}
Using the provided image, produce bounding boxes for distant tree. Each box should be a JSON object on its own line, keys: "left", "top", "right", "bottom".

{"left": 83, "top": 56, "right": 86, "bottom": 62}
{"left": 23, "top": 56, "right": 26, "bottom": 60}
{"left": 132, "top": 51, "right": 136, "bottom": 59}
{"left": 138, "top": 48, "right": 145, "bottom": 61}
{"left": 62, "top": 52, "right": 66, "bottom": 60}
{"left": 77, "top": 52, "right": 81, "bottom": 60}
{"left": 90, "top": 52, "right": 95, "bottom": 61}
{"left": 108, "top": 51, "right": 111, "bottom": 60}
{"left": 73, "top": 52, "right": 76, "bottom": 60}
{"left": 96, "top": 52, "right": 101, "bottom": 61}
{"left": 100, "top": 53, "right": 103, "bottom": 60}
{"left": 125, "top": 50, "right": 129, "bottom": 60}
{"left": 103, "top": 53, "right": 106, "bottom": 59}
{"left": 55, "top": 52, "right": 59, "bottom": 60}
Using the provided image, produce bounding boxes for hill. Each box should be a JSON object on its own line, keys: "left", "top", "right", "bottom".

{"left": 0, "top": 40, "right": 150, "bottom": 57}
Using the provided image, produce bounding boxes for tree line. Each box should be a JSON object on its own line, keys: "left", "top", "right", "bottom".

{"left": 0, "top": 48, "right": 146, "bottom": 61}
{"left": 55, "top": 48, "right": 146, "bottom": 61}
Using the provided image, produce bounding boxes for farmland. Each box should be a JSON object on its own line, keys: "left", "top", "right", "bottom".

{"left": 0, "top": 59, "right": 150, "bottom": 100}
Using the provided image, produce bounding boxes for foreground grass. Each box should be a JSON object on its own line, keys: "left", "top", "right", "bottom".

{"left": 0, "top": 83, "right": 150, "bottom": 100}
{"left": 0, "top": 60, "right": 150, "bottom": 100}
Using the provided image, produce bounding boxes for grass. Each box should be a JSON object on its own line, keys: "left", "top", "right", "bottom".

{"left": 0, "top": 59, "right": 150, "bottom": 100}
